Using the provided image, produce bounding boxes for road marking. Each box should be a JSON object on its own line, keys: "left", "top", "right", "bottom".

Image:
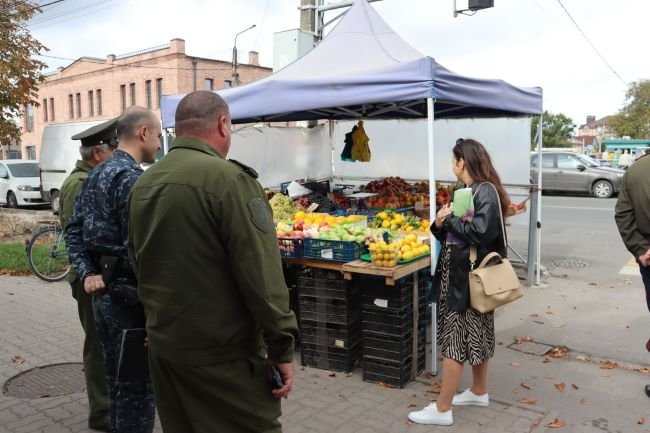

{"left": 544, "top": 206, "right": 614, "bottom": 212}
{"left": 619, "top": 257, "right": 639, "bottom": 276}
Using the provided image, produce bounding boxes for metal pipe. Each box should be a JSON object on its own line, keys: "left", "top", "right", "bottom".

{"left": 536, "top": 105, "right": 544, "bottom": 285}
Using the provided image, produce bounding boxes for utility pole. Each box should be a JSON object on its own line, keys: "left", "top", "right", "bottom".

{"left": 232, "top": 24, "right": 256, "bottom": 87}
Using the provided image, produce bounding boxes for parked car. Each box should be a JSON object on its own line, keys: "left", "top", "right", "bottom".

{"left": 0, "top": 160, "right": 48, "bottom": 208}
{"left": 530, "top": 152, "right": 625, "bottom": 198}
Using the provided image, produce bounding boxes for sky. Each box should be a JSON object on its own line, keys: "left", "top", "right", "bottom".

{"left": 28, "top": 0, "right": 648, "bottom": 129}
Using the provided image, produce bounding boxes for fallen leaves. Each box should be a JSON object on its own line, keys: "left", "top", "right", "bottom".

{"left": 405, "top": 421, "right": 413, "bottom": 426}
{"left": 532, "top": 420, "right": 541, "bottom": 428}
{"left": 376, "top": 382, "right": 396, "bottom": 388}
{"left": 638, "top": 417, "right": 645, "bottom": 425}
{"left": 519, "top": 397, "right": 538, "bottom": 405}
{"left": 545, "top": 418, "right": 566, "bottom": 428}
{"left": 327, "top": 372, "right": 336, "bottom": 377}
{"left": 571, "top": 384, "right": 579, "bottom": 390}
{"left": 580, "top": 398, "right": 587, "bottom": 405}
{"left": 514, "top": 336, "right": 534, "bottom": 345}
{"left": 530, "top": 313, "right": 540, "bottom": 317}
{"left": 600, "top": 360, "right": 617, "bottom": 370}
{"left": 430, "top": 382, "right": 442, "bottom": 393}
{"left": 11, "top": 356, "right": 24, "bottom": 365}
{"left": 520, "top": 382, "right": 532, "bottom": 390}
{"left": 546, "top": 346, "right": 569, "bottom": 359}
{"left": 533, "top": 320, "right": 545, "bottom": 325}
{"left": 510, "top": 362, "right": 521, "bottom": 367}
{"left": 407, "top": 403, "right": 417, "bottom": 408}
{"left": 554, "top": 383, "right": 566, "bottom": 393}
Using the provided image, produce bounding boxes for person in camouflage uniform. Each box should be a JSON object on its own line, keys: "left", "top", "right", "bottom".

{"left": 59, "top": 118, "right": 117, "bottom": 432}
{"left": 64, "top": 106, "right": 161, "bottom": 433}
{"left": 128, "top": 91, "right": 298, "bottom": 433}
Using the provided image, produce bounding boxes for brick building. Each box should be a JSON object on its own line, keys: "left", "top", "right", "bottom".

{"left": 13, "top": 38, "right": 271, "bottom": 160}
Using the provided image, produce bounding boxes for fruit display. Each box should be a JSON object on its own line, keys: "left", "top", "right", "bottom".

{"left": 369, "top": 210, "right": 430, "bottom": 232}
{"left": 276, "top": 211, "right": 369, "bottom": 241}
{"left": 360, "top": 177, "right": 429, "bottom": 209}
{"left": 435, "top": 182, "right": 454, "bottom": 208}
{"left": 368, "top": 234, "right": 431, "bottom": 268}
{"left": 269, "top": 193, "right": 297, "bottom": 223}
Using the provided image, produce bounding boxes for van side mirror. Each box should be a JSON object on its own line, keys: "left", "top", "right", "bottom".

{"left": 575, "top": 164, "right": 586, "bottom": 171}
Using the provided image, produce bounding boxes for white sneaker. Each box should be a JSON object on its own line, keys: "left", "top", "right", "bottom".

{"left": 408, "top": 402, "right": 453, "bottom": 426}
{"left": 452, "top": 389, "right": 489, "bottom": 407}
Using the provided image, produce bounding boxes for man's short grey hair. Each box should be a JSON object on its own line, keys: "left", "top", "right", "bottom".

{"left": 116, "top": 106, "right": 158, "bottom": 140}
{"left": 175, "top": 91, "right": 230, "bottom": 136}
{"left": 79, "top": 144, "right": 112, "bottom": 161}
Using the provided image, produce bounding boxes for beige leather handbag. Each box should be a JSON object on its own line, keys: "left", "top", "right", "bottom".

{"left": 469, "top": 184, "right": 524, "bottom": 313}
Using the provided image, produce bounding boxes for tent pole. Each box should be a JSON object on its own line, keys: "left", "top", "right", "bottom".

{"left": 329, "top": 120, "right": 335, "bottom": 183}
{"left": 535, "top": 107, "right": 543, "bottom": 285}
{"left": 427, "top": 97, "right": 437, "bottom": 376}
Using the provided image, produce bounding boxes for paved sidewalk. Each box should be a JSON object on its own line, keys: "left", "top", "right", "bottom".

{"left": 0, "top": 276, "right": 553, "bottom": 433}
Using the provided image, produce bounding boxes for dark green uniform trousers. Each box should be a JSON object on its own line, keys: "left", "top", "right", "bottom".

{"left": 149, "top": 352, "right": 282, "bottom": 433}
{"left": 71, "top": 277, "right": 110, "bottom": 430}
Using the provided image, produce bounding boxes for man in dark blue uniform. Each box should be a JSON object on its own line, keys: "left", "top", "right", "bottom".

{"left": 65, "top": 106, "right": 161, "bottom": 433}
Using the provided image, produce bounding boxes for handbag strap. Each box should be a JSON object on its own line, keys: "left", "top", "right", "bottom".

{"left": 469, "top": 182, "right": 508, "bottom": 269}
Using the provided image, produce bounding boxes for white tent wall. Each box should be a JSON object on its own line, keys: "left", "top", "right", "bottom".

{"left": 331, "top": 117, "right": 533, "bottom": 225}
{"left": 228, "top": 125, "right": 332, "bottom": 188}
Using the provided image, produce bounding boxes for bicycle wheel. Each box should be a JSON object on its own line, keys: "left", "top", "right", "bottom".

{"left": 27, "top": 226, "right": 70, "bottom": 282}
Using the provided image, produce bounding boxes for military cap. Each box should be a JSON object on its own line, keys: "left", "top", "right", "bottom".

{"left": 72, "top": 117, "right": 119, "bottom": 148}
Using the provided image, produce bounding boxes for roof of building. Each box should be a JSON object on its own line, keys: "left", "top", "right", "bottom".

{"left": 579, "top": 115, "right": 613, "bottom": 129}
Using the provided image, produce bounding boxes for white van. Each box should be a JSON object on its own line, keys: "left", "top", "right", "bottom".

{"left": 0, "top": 160, "right": 47, "bottom": 208}
{"left": 39, "top": 120, "right": 103, "bottom": 212}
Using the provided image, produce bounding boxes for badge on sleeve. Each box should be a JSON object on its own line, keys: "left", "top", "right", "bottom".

{"left": 248, "top": 197, "right": 274, "bottom": 232}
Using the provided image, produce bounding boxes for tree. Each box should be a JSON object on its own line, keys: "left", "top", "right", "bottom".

{"left": 531, "top": 111, "right": 576, "bottom": 149}
{"left": 610, "top": 80, "right": 650, "bottom": 138}
{"left": 0, "top": 1, "right": 48, "bottom": 146}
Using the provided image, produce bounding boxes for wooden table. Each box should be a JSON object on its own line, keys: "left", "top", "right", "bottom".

{"left": 283, "top": 256, "right": 434, "bottom": 379}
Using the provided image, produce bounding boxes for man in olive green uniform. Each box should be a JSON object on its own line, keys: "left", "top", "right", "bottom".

{"left": 128, "top": 90, "right": 298, "bottom": 433}
{"left": 615, "top": 151, "right": 650, "bottom": 398}
{"left": 60, "top": 118, "right": 118, "bottom": 432}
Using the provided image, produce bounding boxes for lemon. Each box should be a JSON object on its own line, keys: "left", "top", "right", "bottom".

{"left": 294, "top": 211, "right": 306, "bottom": 221}
{"left": 401, "top": 245, "right": 411, "bottom": 252}
{"left": 402, "top": 251, "right": 413, "bottom": 260}
{"left": 406, "top": 234, "right": 417, "bottom": 242}
{"left": 381, "top": 220, "right": 391, "bottom": 229}
{"left": 378, "top": 212, "right": 389, "bottom": 220}
{"left": 387, "top": 260, "right": 397, "bottom": 267}
{"left": 369, "top": 243, "right": 377, "bottom": 252}
{"left": 423, "top": 244, "right": 431, "bottom": 253}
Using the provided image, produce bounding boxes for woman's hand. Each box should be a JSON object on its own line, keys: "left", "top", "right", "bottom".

{"left": 435, "top": 203, "right": 453, "bottom": 229}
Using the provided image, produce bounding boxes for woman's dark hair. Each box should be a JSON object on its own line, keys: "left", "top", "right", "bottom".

{"left": 453, "top": 138, "right": 510, "bottom": 216}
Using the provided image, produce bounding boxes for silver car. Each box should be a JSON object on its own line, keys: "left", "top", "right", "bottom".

{"left": 530, "top": 152, "right": 625, "bottom": 199}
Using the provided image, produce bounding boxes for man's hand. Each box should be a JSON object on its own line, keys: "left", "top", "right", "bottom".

{"left": 639, "top": 248, "right": 650, "bottom": 267}
{"left": 83, "top": 274, "right": 106, "bottom": 295}
{"left": 271, "top": 362, "right": 294, "bottom": 399}
{"left": 435, "top": 203, "right": 453, "bottom": 229}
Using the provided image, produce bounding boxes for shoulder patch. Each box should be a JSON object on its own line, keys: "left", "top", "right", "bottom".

{"left": 229, "top": 159, "right": 258, "bottom": 178}
{"left": 247, "top": 197, "right": 274, "bottom": 232}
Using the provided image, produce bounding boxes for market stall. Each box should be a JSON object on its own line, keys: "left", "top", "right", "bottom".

{"left": 160, "top": 0, "right": 543, "bottom": 385}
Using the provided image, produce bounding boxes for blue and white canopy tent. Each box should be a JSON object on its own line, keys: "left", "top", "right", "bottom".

{"left": 161, "top": 0, "right": 544, "bottom": 372}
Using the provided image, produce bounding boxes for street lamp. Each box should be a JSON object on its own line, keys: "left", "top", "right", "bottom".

{"left": 232, "top": 24, "right": 256, "bottom": 87}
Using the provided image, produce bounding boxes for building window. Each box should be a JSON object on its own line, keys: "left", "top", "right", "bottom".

{"left": 24, "top": 104, "right": 34, "bottom": 132}
{"left": 43, "top": 99, "right": 48, "bottom": 123}
{"left": 145, "top": 80, "right": 152, "bottom": 109}
{"left": 26, "top": 146, "right": 36, "bottom": 160}
{"left": 224, "top": 80, "right": 232, "bottom": 88}
{"left": 156, "top": 78, "right": 163, "bottom": 108}
{"left": 205, "top": 78, "right": 214, "bottom": 91}
{"left": 49, "top": 98, "right": 55, "bottom": 121}
{"left": 129, "top": 83, "right": 136, "bottom": 106}
{"left": 88, "top": 90, "right": 94, "bottom": 117}
{"left": 76, "top": 93, "right": 81, "bottom": 118}
{"left": 68, "top": 94, "right": 73, "bottom": 119}
{"left": 120, "top": 85, "right": 126, "bottom": 112}
{"left": 97, "top": 89, "right": 102, "bottom": 116}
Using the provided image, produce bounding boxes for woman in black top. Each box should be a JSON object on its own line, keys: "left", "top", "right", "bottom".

{"left": 409, "top": 138, "right": 509, "bottom": 426}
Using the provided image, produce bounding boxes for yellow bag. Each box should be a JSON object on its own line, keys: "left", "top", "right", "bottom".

{"left": 351, "top": 120, "right": 371, "bottom": 162}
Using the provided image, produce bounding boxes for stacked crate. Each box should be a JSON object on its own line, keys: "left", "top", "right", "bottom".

{"left": 360, "top": 270, "right": 430, "bottom": 388}
{"left": 298, "top": 268, "right": 362, "bottom": 372}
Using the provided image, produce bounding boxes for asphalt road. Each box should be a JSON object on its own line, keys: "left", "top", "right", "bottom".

{"left": 509, "top": 194, "right": 637, "bottom": 286}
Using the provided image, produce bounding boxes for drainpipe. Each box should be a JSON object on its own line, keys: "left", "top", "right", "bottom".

{"left": 192, "top": 58, "right": 198, "bottom": 91}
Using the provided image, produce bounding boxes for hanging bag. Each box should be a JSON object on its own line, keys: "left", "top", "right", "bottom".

{"left": 468, "top": 183, "right": 524, "bottom": 313}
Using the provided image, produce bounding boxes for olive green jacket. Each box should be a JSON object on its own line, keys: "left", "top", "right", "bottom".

{"left": 128, "top": 137, "right": 298, "bottom": 366}
{"left": 615, "top": 154, "right": 650, "bottom": 260}
{"left": 59, "top": 160, "right": 93, "bottom": 282}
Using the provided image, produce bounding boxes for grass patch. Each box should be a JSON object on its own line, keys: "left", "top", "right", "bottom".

{"left": 0, "top": 242, "right": 32, "bottom": 275}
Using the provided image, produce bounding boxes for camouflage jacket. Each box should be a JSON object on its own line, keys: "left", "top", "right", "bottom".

{"left": 64, "top": 150, "right": 143, "bottom": 281}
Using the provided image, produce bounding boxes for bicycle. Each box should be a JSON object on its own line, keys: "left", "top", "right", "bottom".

{"left": 25, "top": 219, "right": 70, "bottom": 282}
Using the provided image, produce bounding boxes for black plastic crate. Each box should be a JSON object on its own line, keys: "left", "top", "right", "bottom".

{"left": 361, "top": 288, "right": 424, "bottom": 311}
{"left": 301, "top": 344, "right": 361, "bottom": 372}
{"left": 362, "top": 315, "right": 428, "bottom": 336}
{"left": 300, "top": 320, "right": 362, "bottom": 349}
{"left": 278, "top": 238, "right": 304, "bottom": 259}
{"left": 299, "top": 297, "right": 361, "bottom": 325}
{"left": 363, "top": 354, "right": 426, "bottom": 388}
{"left": 363, "top": 328, "right": 426, "bottom": 352}
{"left": 298, "top": 276, "right": 358, "bottom": 301}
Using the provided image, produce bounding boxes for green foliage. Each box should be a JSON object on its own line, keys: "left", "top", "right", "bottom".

{"left": 0, "top": 243, "right": 31, "bottom": 275}
{"left": 0, "top": 1, "right": 48, "bottom": 145}
{"left": 531, "top": 111, "right": 576, "bottom": 149}
{"left": 610, "top": 80, "right": 650, "bottom": 138}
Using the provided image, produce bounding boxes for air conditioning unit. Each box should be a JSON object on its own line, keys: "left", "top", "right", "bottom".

{"left": 468, "top": 0, "right": 494, "bottom": 10}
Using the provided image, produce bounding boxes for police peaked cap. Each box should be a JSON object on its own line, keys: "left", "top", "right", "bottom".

{"left": 71, "top": 117, "right": 119, "bottom": 148}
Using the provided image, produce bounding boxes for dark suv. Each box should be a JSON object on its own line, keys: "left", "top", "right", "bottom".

{"left": 531, "top": 152, "right": 625, "bottom": 198}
